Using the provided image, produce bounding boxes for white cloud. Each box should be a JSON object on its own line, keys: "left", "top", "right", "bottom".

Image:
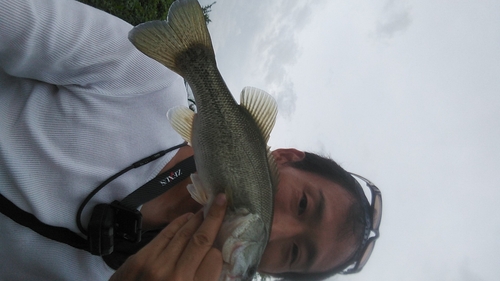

{"left": 376, "top": 0, "right": 412, "bottom": 38}
{"left": 250, "top": 0, "right": 327, "bottom": 118}
{"left": 202, "top": 0, "right": 327, "bottom": 119}
{"left": 268, "top": 77, "right": 296, "bottom": 119}
{"left": 459, "top": 259, "right": 486, "bottom": 281}
{"left": 198, "top": 1, "right": 500, "bottom": 280}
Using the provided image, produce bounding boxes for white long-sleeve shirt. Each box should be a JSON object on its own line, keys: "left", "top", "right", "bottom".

{"left": 0, "top": 0, "right": 187, "bottom": 279}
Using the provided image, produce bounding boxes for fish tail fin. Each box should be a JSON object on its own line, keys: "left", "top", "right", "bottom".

{"left": 128, "top": 0, "right": 214, "bottom": 74}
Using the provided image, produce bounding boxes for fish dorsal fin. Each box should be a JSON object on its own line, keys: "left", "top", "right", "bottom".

{"left": 240, "top": 87, "right": 278, "bottom": 143}
{"left": 267, "top": 147, "right": 280, "bottom": 193}
{"left": 167, "top": 106, "right": 195, "bottom": 144}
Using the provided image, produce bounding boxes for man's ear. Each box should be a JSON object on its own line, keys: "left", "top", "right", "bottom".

{"left": 271, "top": 148, "right": 306, "bottom": 165}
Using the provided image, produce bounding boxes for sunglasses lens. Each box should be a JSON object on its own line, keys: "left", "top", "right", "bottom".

{"left": 357, "top": 238, "right": 376, "bottom": 271}
{"left": 371, "top": 193, "right": 382, "bottom": 229}
{"left": 344, "top": 173, "right": 382, "bottom": 274}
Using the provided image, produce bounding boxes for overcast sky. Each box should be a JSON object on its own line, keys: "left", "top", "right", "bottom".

{"left": 198, "top": 0, "right": 500, "bottom": 280}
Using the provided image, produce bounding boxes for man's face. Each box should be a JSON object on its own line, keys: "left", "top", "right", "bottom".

{"left": 258, "top": 149, "right": 358, "bottom": 274}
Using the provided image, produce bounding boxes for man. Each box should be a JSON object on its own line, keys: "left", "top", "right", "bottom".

{"left": 0, "top": 0, "right": 380, "bottom": 280}
{"left": 111, "top": 148, "right": 374, "bottom": 281}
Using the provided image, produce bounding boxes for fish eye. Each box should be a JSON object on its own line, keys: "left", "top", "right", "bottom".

{"left": 298, "top": 192, "right": 307, "bottom": 215}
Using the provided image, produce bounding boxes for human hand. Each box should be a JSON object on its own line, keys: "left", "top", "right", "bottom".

{"left": 110, "top": 194, "right": 227, "bottom": 281}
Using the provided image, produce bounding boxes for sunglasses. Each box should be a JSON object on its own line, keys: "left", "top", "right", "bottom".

{"left": 342, "top": 173, "right": 382, "bottom": 274}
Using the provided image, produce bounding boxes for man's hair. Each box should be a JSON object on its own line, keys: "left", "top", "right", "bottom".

{"left": 271, "top": 152, "right": 368, "bottom": 281}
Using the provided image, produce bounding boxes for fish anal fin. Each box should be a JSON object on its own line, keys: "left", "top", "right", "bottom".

{"left": 167, "top": 106, "right": 195, "bottom": 144}
{"left": 240, "top": 87, "right": 278, "bottom": 143}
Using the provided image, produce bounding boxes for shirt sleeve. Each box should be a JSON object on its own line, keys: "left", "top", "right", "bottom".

{"left": 0, "top": 0, "right": 175, "bottom": 96}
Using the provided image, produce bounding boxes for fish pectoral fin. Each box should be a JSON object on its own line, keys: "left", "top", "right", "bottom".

{"left": 167, "top": 106, "right": 195, "bottom": 144}
{"left": 240, "top": 87, "right": 278, "bottom": 143}
{"left": 187, "top": 173, "right": 211, "bottom": 205}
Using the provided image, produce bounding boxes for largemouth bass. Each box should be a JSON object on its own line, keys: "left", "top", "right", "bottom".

{"left": 128, "top": 0, "right": 279, "bottom": 280}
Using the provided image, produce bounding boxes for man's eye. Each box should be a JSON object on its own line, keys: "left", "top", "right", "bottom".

{"left": 298, "top": 192, "right": 307, "bottom": 215}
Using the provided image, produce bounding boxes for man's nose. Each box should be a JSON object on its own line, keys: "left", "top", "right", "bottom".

{"left": 269, "top": 215, "right": 302, "bottom": 241}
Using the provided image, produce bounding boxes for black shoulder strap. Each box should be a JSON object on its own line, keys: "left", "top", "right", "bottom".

{"left": 0, "top": 154, "right": 196, "bottom": 255}
{"left": 120, "top": 155, "right": 196, "bottom": 209}
{"left": 0, "top": 193, "right": 88, "bottom": 250}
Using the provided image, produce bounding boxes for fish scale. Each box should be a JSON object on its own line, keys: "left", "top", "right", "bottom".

{"left": 129, "top": 0, "right": 279, "bottom": 280}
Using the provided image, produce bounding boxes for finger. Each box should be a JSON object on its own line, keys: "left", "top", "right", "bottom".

{"left": 128, "top": 213, "right": 197, "bottom": 280}
{"left": 157, "top": 209, "right": 205, "bottom": 262}
{"left": 176, "top": 193, "right": 227, "bottom": 273}
{"left": 138, "top": 212, "right": 193, "bottom": 257}
{"left": 194, "top": 248, "right": 224, "bottom": 281}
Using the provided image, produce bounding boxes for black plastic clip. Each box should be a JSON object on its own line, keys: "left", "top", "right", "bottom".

{"left": 87, "top": 201, "right": 142, "bottom": 256}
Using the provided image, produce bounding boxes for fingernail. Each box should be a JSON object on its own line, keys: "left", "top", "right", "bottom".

{"left": 215, "top": 193, "right": 226, "bottom": 206}
{"left": 186, "top": 212, "right": 194, "bottom": 220}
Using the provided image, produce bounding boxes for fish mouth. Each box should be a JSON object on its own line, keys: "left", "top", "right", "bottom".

{"left": 222, "top": 240, "right": 244, "bottom": 264}
{"left": 221, "top": 274, "right": 241, "bottom": 281}
{"left": 219, "top": 259, "right": 244, "bottom": 281}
